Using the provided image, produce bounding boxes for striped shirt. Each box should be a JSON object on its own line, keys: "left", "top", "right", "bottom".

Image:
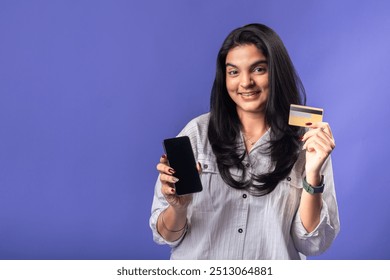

{"left": 150, "top": 113, "right": 340, "bottom": 259}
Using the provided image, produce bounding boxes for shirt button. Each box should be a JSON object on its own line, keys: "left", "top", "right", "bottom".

{"left": 203, "top": 164, "right": 208, "bottom": 169}
{"left": 287, "top": 177, "right": 291, "bottom": 181}
{"left": 242, "top": 194, "right": 247, "bottom": 199}
{"left": 245, "top": 163, "right": 250, "bottom": 168}
{"left": 238, "top": 228, "right": 243, "bottom": 233}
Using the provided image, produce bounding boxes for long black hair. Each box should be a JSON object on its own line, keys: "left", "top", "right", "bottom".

{"left": 208, "top": 23, "right": 306, "bottom": 196}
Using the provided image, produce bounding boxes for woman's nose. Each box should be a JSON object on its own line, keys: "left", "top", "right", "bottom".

{"left": 240, "top": 74, "right": 254, "bottom": 88}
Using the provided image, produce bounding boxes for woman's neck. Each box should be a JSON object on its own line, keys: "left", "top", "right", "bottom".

{"left": 238, "top": 111, "right": 268, "bottom": 136}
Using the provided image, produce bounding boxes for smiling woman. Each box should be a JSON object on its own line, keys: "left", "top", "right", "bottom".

{"left": 225, "top": 44, "right": 269, "bottom": 118}
{"left": 150, "top": 23, "right": 340, "bottom": 260}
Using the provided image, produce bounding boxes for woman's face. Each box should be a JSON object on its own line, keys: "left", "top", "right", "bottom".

{"left": 225, "top": 44, "right": 269, "bottom": 117}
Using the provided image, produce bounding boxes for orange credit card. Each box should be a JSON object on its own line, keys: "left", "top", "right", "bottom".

{"left": 288, "top": 104, "right": 323, "bottom": 127}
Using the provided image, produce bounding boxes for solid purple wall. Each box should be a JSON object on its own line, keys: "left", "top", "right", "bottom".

{"left": 1, "top": 0, "right": 389, "bottom": 259}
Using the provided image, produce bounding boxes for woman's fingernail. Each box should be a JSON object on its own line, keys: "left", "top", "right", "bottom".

{"left": 172, "top": 177, "right": 179, "bottom": 183}
{"left": 161, "top": 154, "right": 167, "bottom": 159}
{"left": 168, "top": 168, "right": 175, "bottom": 174}
{"left": 305, "top": 122, "right": 312, "bottom": 126}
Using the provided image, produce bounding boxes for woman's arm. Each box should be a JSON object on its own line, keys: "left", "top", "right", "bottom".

{"left": 300, "top": 122, "right": 335, "bottom": 232}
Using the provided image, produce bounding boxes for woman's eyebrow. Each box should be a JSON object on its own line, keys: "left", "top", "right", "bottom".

{"left": 225, "top": 60, "right": 268, "bottom": 68}
{"left": 225, "top": 62, "right": 238, "bottom": 68}
{"left": 251, "top": 60, "right": 268, "bottom": 66}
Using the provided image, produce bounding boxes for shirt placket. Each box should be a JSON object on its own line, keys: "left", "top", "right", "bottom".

{"left": 234, "top": 159, "right": 251, "bottom": 258}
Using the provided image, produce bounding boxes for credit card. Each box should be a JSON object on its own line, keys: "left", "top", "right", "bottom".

{"left": 288, "top": 104, "right": 323, "bottom": 127}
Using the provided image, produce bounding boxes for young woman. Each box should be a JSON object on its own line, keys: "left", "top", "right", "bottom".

{"left": 150, "top": 23, "right": 340, "bottom": 259}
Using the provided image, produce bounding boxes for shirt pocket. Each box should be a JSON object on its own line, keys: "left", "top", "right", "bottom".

{"left": 273, "top": 168, "right": 302, "bottom": 199}
{"left": 191, "top": 157, "right": 219, "bottom": 212}
{"left": 286, "top": 168, "right": 302, "bottom": 190}
{"left": 271, "top": 169, "right": 302, "bottom": 217}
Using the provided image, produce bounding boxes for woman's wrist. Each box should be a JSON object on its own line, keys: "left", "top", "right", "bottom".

{"left": 305, "top": 171, "right": 322, "bottom": 186}
{"left": 306, "top": 170, "right": 321, "bottom": 186}
{"left": 157, "top": 206, "right": 188, "bottom": 238}
{"left": 161, "top": 209, "right": 187, "bottom": 232}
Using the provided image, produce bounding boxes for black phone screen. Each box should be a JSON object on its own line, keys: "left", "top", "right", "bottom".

{"left": 163, "top": 136, "right": 203, "bottom": 195}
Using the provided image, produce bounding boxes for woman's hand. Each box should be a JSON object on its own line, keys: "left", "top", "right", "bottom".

{"left": 302, "top": 122, "right": 336, "bottom": 184}
{"left": 156, "top": 155, "right": 193, "bottom": 211}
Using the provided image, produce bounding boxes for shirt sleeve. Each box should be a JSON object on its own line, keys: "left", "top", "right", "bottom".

{"left": 291, "top": 156, "right": 340, "bottom": 256}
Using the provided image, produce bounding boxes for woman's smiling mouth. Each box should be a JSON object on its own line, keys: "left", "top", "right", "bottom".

{"left": 239, "top": 90, "right": 261, "bottom": 97}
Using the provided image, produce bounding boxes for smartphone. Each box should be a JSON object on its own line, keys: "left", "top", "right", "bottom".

{"left": 163, "top": 136, "right": 203, "bottom": 195}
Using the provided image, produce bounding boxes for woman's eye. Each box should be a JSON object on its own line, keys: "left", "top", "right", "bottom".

{"left": 254, "top": 67, "right": 266, "bottom": 73}
{"left": 227, "top": 69, "right": 238, "bottom": 75}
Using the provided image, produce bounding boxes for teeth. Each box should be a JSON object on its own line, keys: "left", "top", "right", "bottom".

{"left": 241, "top": 92, "right": 256, "bottom": 97}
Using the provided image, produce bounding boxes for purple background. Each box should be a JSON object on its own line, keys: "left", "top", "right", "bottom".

{"left": 1, "top": 0, "right": 389, "bottom": 260}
